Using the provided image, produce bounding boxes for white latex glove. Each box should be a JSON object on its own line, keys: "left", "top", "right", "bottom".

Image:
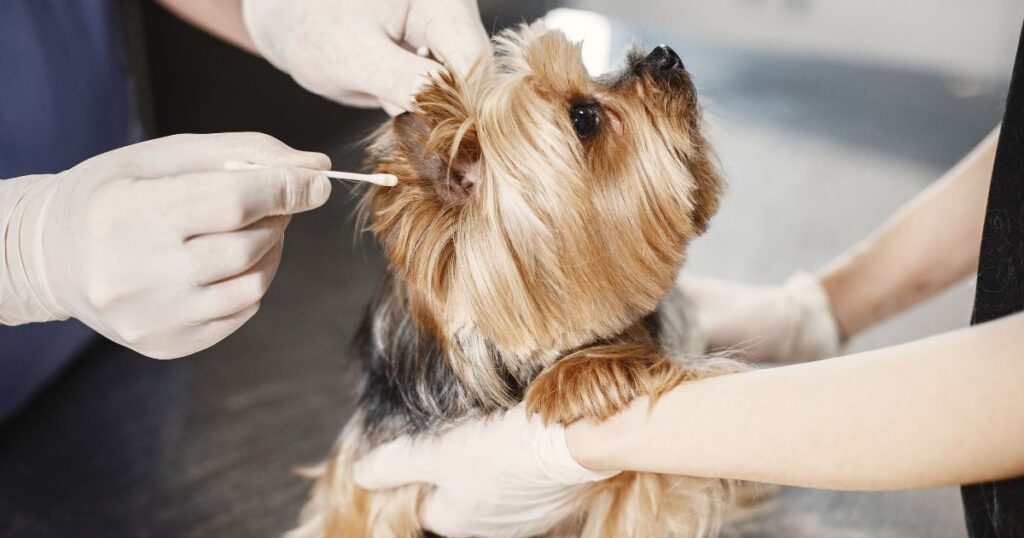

{"left": 0, "top": 133, "right": 331, "bottom": 359}
{"left": 354, "top": 404, "right": 618, "bottom": 538}
{"left": 678, "top": 272, "right": 842, "bottom": 363}
{"left": 242, "top": 0, "right": 490, "bottom": 115}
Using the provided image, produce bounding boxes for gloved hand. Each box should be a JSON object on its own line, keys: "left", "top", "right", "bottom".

{"left": 242, "top": 0, "right": 490, "bottom": 115}
{"left": 0, "top": 132, "right": 331, "bottom": 359}
{"left": 678, "top": 272, "right": 843, "bottom": 363}
{"left": 354, "top": 404, "right": 618, "bottom": 538}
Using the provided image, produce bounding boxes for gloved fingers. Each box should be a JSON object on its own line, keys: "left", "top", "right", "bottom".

{"left": 406, "top": 1, "right": 490, "bottom": 76}
{"left": 129, "top": 132, "right": 330, "bottom": 178}
{"left": 198, "top": 301, "right": 262, "bottom": 349}
{"left": 154, "top": 302, "right": 263, "bottom": 360}
{"left": 101, "top": 293, "right": 261, "bottom": 360}
{"left": 158, "top": 166, "right": 330, "bottom": 236}
{"left": 202, "top": 132, "right": 331, "bottom": 171}
{"left": 333, "top": 90, "right": 385, "bottom": 109}
{"left": 419, "top": 490, "right": 480, "bottom": 538}
{"left": 358, "top": 36, "right": 441, "bottom": 113}
{"left": 381, "top": 100, "right": 406, "bottom": 117}
{"left": 185, "top": 215, "right": 290, "bottom": 286}
{"left": 676, "top": 274, "right": 767, "bottom": 353}
{"left": 187, "top": 240, "right": 283, "bottom": 324}
{"left": 676, "top": 272, "right": 842, "bottom": 362}
{"left": 353, "top": 435, "right": 441, "bottom": 490}
{"left": 676, "top": 274, "right": 760, "bottom": 305}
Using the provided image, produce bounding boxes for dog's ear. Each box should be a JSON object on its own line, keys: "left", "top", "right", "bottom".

{"left": 686, "top": 146, "right": 723, "bottom": 235}
{"left": 392, "top": 112, "right": 478, "bottom": 204}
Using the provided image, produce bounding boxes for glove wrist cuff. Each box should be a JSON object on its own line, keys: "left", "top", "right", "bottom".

{"left": 780, "top": 272, "right": 842, "bottom": 360}
{"left": 0, "top": 174, "right": 70, "bottom": 324}
{"left": 240, "top": 0, "right": 291, "bottom": 72}
{"left": 534, "top": 418, "right": 619, "bottom": 485}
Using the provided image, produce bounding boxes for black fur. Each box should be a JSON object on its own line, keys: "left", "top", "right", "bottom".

{"left": 354, "top": 274, "right": 530, "bottom": 445}
{"left": 642, "top": 311, "right": 662, "bottom": 343}
{"left": 354, "top": 276, "right": 671, "bottom": 447}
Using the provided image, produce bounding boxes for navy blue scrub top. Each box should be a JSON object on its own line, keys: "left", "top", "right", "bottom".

{"left": 0, "top": 0, "right": 139, "bottom": 423}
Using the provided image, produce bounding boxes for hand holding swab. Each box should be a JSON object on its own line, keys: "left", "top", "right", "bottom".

{"left": 223, "top": 160, "right": 398, "bottom": 187}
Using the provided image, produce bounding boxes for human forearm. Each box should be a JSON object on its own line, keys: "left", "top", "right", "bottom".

{"left": 155, "top": 0, "right": 256, "bottom": 53}
{"left": 819, "top": 128, "right": 998, "bottom": 338}
{"left": 569, "top": 312, "right": 1024, "bottom": 490}
{"left": 678, "top": 130, "right": 997, "bottom": 362}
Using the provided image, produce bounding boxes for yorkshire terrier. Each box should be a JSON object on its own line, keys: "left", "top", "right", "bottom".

{"left": 291, "top": 21, "right": 749, "bottom": 538}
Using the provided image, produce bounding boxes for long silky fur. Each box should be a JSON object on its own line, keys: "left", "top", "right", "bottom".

{"left": 288, "top": 413, "right": 427, "bottom": 538}
{"left": 293, "top": 20, "right": 751, "bottom": 538}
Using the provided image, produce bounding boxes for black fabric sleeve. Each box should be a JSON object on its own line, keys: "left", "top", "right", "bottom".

{"left": 960, "top": 16, "right": 1024, "bottom": 538}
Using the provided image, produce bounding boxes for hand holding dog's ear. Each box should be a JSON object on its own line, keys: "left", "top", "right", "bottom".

{"left": 678, "top": 272, "right": 842, "bottom": 363}
{"left": 354, "top": 404, "right": 618, "bottom": 538}
{"left": 242, "top": 0, "right": 490, "bottom": 115}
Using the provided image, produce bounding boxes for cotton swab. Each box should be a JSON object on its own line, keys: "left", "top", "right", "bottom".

{"left": 223, "top": 160, "right": 398, "bottom": 187}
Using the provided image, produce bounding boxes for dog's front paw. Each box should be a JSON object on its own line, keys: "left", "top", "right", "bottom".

{"left": 524, "top": 342, "right": 686, "bottom": 425}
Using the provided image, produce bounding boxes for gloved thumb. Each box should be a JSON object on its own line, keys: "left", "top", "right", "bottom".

{"left": 418, "top": 489, "right": 476, "bottom": 538}
{"left": 353, "top": 435, "right": 440, "bottom": 490}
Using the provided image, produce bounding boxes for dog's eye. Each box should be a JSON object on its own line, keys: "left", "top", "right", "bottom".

{"left": 569, "top": 102, "right": 601, "bottom": 139}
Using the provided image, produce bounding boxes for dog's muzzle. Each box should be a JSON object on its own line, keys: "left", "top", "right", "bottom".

{"left": 641, "top": 45, "right": 684, "bottom": 76}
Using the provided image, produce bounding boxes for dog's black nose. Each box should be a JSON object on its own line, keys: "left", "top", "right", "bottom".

{"left": 645, "top": 45, "right": 683, "bottom": 74}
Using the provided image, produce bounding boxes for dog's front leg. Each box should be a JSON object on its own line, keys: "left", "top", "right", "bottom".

{"left": 524, "top": 341, "right": 687, "bottom": 425}
{"left": 523, "top": 339, "right": 746, "bottom": 538}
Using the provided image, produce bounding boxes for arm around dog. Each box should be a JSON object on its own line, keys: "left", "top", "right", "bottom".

{"left": 356, "top": 313, "right": 1024, "bottom": 538}
{"left": 569, "top": 311, "right": 1024, "bottom": 490}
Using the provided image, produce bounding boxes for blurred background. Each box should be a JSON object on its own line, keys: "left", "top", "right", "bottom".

{"left": 2, "top": 1, "right": 1022, "bottom": 536}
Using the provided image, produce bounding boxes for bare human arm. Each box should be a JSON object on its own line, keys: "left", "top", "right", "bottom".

{"left": 568, "top": 310, "right": 1024, "bottom": 490}
{"left": 355, "top": 310, "right": 1024, "bottom": 535}
{"left": 820, "top": 127, "right": 999, "bottom": 338}
{"left": 154, "top": 0, "right": 256, "bottom": 53}
{"left": 567, "top": 128, "right": 1024, "bottom": 490}
{"left": 683, "top": 127, "right": 999, "bottom": 361}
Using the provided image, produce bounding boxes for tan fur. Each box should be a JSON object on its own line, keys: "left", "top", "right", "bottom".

{"left": 365, "top": 23, "right": 718, "bottom": 370}
{"left": 524, "top": 328, "right": 685, "bottom": 424}
{"left": 524, "top": 326, "right": 747, "bottom": 538}
{"left": 295, "top": 20, "right": 755, "bottom": 538}
{"left": 288, "top": 415, "right": 428, "bottom": 538}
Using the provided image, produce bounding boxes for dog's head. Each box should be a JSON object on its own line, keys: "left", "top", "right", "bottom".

{"left": 364, "top": 22, "right": 722, "bottom": 358}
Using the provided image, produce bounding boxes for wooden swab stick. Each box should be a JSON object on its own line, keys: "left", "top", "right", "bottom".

{"left": 223, "top": 160, "right": 397, "bottom": 187}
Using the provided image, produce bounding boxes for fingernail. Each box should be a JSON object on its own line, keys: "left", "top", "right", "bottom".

{"left": 382, "top": 101, "right": 405, "bottom": 117}
{"left": 308, "top": 151, "right": 332, "bottom": 170}
{"left": 309, "top": 174, "right": 331, "bottom": 206}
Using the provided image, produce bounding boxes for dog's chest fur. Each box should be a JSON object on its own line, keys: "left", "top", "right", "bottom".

{"left": 354, "top": 273, "right": 702, "bottom": 446}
